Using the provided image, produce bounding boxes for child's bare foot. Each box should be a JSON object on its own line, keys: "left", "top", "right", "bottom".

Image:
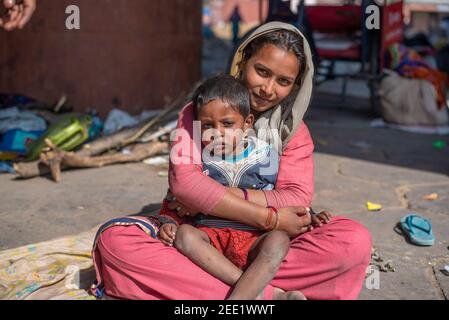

{"left": 273, "top": 287, "right": 307, "bottom": 300}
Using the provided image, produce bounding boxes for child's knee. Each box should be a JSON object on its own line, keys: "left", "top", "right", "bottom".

{"left": 173, "top": 225, "right": 198, "bottom": 253}
{"left": 263, "top": 231, "right": 290, "bottom": 259}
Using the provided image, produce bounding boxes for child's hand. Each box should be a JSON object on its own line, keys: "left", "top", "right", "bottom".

{"left": 158, "top": 223, "right": 178, "bottom": 246}
{"left": 309, "top": 211, "right": 332, "bottom": 229}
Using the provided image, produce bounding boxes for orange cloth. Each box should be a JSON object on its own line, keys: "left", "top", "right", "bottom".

{"left": 198, "top": 227, "right": 261, "bottom": 269}
{"left": 159, "top": 199, "right": 261, "bottom": 269}
{"left": 402, "top": 65, "right": 449, "bottom": 109}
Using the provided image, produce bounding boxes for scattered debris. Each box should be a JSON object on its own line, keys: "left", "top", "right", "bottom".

{"left": 9, "top": 82, "right": 199, "bottom": 182}
{"left": 316, "top": 138, "right": 328, "bottom": 146}
{"left": 370, "top": 247, "right": 396, "bottom": 272}
{"left": 432, "top": 140, "right": 446, "bottom": 150}
{"left": 143, "top": 156, "right": 169, "bottom": 166}
{"left": 366, "top": 201, "right": 382, "bottom": 212}
{"left": 370, "top": 118, "right": 449, "bottom": 135}
{"left": 25, "top": 114, "right": 93, "bottom": 161}
{"left": 443, "top": 265, "right": 449, "bottom": 276}
{"left": 423, "top": 193, "right": 439, "bottom": 201}
{"left": 103, "top": 109, "right": 161, "bottom": 136}
{"left": 0, "top": 161, "right": 15, "bottom": 174}
{"left": 349, "top": 141, "right": 372, "bottom": 149}
{"left": 158, "top": 171, "right": 169, "bottom": 177}
{"left": 0, "top": 107, "right": 47, "bottom": 134}
{"left": 14, "top": 139, "right": 169, "bottom": 183}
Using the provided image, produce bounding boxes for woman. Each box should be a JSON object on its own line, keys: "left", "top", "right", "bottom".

{"left": 92, "top": 22, "right": 372, "bottom": 300}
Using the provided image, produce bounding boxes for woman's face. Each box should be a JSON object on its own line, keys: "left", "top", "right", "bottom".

{"left": 241, "top": 43, "right": 301, "bottom": 115}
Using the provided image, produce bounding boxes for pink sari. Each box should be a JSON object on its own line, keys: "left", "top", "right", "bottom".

{"left": 91, "top": 102, "right": 372, "bottom": 300}
{"left": 93, "top": 216, "right": 371, "bottom": 300}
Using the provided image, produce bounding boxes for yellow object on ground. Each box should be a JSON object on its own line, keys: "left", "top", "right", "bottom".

{"left": 423, "top": 193, "right": 439, "bottom": 201}
{"left": 366, "top": 201, "right": 382, "bottom": 212}
{"left": 0, "top": 227, "right": 99, "bottom": 300}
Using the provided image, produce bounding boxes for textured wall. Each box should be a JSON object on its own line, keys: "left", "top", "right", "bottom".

{"left": 0, "top": 0, "right": 202, "bottom": 116}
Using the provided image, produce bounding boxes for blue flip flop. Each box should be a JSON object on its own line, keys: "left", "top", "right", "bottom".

{"left": 400, "top": 214, "right": 435, "bottom": 246}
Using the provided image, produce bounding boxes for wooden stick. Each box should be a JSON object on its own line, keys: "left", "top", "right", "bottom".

{"left": 14, "top": 141, "right": 168, "bottom": 181}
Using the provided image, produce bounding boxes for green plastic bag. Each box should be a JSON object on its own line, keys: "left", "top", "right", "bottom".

{"left": 26, "top": 115, "right": 93, "bottom": 161}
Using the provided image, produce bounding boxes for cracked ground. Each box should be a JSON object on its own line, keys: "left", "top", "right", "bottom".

{"left": 1, "top": 93, "right": 448, "bottom": 299}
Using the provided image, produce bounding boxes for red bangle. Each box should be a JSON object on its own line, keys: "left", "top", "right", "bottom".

{"left": 241, "top": 188, "right": 249, "bottom": 201}
{"left": 264, "top": 207, "right": 274, "bottom": 231}
{"left": 267, "top": 206, "right": 279, "bottom": 231}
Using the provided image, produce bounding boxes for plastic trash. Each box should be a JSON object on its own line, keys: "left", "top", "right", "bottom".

{"left": 432, "top": 140, "right": 446, "bottom": 150}
{"left": 370, "top": 118, "right": 449, "bottom": 135}
{"left": 88, "top": 114, "right": 104, "bottom": 141}
{"left": 366, "top": 201, "right": 382, "bottom": 211}
{"left": 423, "top": 193, "right": 439, "bottom": 201}
{"left": 316, "top": 138, "right": 329, "bottom": 146}
{"left": 0, "top": 107, "right": 47, "bottom": 134}
{"left": 26, "top": 115, "right": 93, "bottom": 161}
{"left": 0, "top": 161, "right": 15, "bottom": 173}
{"left": 143, "top": 156, "right": 169, "bottom": 166}
{"left": 158, "top": 171, "right": 169, "bottom": 177}
{"left": 103, "top": 109, "right": 161, "bottom": 136}
{"left": 444, "top": 265, "right": 449, "bottom": 275}
{"left": 350, "top": 141, "right": 372, "bottom": 149}
{"left": 103, "top": 109, "right": 138, "bottom": 136}
{"left": 0, "top": 129, "right": 44, "bottom": 155}
{"left": 0, "top": 151, "right": 19, "bottom": 161}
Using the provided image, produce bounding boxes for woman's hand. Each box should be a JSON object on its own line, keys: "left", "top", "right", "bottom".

{"left": 158, "top": 223, "right": 178, "bottom": 247}
{"left": 165, "top": 190, "right": 200, "bottom": 217}
{"left": 277, "top": 206, "right": 312, "bottom": 237}
{"left": 0, "top": 0, "right": 36, "bottom": 31}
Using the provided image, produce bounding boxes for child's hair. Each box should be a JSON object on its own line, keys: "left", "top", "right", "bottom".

{"left": 240, "top": 29, "right": 306, "bottom": 84}
{"left": 192, "top": 75, "right": 251, "bottom": 118}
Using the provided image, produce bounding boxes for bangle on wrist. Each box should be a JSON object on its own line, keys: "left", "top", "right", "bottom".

{"left": 268, "top": 206, "right": 279, "bottom": 230}
{"left": 264, "top": 207, "right": 274, "bottom": 231}
{"left": 273, "top": 208, "right": 281, "bottom": 230}
{"left": 265, "top": 206, "right": 279, "bottom": 231}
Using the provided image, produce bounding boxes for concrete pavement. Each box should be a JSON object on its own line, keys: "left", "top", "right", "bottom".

{"left": 1, "top": 94, "right": 448, "bottom": 299}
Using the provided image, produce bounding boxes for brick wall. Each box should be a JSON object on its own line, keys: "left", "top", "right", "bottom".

{"left": 0, "top": 0, "right": 202, "bottom": 116}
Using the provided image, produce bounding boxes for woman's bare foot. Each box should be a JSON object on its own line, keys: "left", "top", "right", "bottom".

{"left": 273, "top": 287, "right": 307, "bottom": 300}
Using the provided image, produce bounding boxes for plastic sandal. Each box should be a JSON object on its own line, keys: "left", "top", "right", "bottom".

{"left": 400, "top": 214, "right": 435, "bottom": 246}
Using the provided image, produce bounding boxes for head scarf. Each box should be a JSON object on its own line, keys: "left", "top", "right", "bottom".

{"left": 230, "top": 22, "right": 314, "bottom": 152}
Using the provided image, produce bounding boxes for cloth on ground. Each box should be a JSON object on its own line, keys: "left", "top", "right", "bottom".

{"left": 386, "top": 44, "right": 449, "bottom": 109}
{"left": 0, "top": 227, "right": 99, "bottom": 300}
{"left": 0, "top": 107, "right": 47, "bottom": 134}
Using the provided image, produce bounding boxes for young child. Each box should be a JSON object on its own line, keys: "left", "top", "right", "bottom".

{"left": 157, "top": 75, "right": 306, "bottom": 300}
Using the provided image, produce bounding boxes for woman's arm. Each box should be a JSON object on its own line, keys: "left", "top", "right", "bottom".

{"left": 169, "top": 103, "right": 269, "bottom": 228}
{"left": 168, "top": 103, "right": 228, "bottom": 213}
{"left": 224, "top": 122, "right": 314, "bottom": 209}
{"left": 168, "top": 104, "right": 312, "bottom": 235}
{"left": 263, "top": 121, "right": 314, "bottom": 208}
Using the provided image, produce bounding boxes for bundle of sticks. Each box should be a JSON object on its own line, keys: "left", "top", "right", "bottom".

{"left": 13, "top": 84, "right": 198, "bottom": 183}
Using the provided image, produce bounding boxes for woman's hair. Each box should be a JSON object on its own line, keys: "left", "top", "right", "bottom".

{"left": 192, "top": 75, "right": 251, "bottom": 118}
{"left": 240, "top": 29, "right": 306, "bottom": 83}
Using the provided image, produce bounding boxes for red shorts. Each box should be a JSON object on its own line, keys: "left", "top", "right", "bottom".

{"left": 198, "top": 227, "right": 262, "bottom": 269}
{"left": 158, "top": 201, "right": 261, "bottom": 269}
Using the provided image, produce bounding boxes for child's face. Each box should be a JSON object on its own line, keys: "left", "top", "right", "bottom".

{"left": 198, "top": 99, "right": 253, "bottom": 156}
